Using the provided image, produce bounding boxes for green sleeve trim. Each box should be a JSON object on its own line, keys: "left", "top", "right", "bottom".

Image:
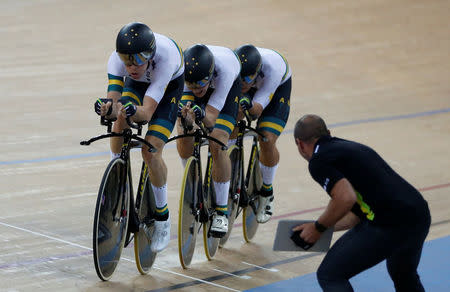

{"left": 355, "top": 191, "right": 375, "bottom": 221}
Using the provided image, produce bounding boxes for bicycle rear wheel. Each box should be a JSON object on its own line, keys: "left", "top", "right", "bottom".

{"left": 93, "top": 158, "right": 130, "bottom": 281}
{"left": 134, "top": 162, "right": 157, "bottom": 275}
{"left": 203, "top": 173, "right": 220, "bottom": 260}
{"left": 219, "top": 145, "right": 241, "bottom": 247}
{"left": 178, "top": 157, "right": 200, "bottom": 269}
{"left": 243, "top": 145, "right": 262, "bottom": 242}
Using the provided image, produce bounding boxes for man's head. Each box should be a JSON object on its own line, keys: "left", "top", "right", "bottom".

{"left": 116, "top": 22, "right": 156, "bottom": 79}
{"left": 235, "top": 44, "right": 262, "bottom": 93}
{"left": 294, "top": 114, "right": 330, "bottom": 160}
{"left": 183, "top": 44, "right": 215, "bottom": 98}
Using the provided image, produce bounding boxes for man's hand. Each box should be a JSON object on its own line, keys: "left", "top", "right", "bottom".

{"left": 94, "top": 98, "right": 113, "bottom": 116}
{"left": 178, "top": 101, "right": 195, "bottom": 129}
{"left": 292, "top": 222, "right": 322, "bottom": 243}
{"left": 122, "top": 102, "right": 137, "bottom": 117}
{"left": 191, "top": 104, "right": 206, "bottom": 122}
{"left": 177, "top": 101, "right": 185, "bottom": 118}
{"left": 239, "top": 96, "right": 253, "bottom": 111}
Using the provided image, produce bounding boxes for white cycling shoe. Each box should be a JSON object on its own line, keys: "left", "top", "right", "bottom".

{"left": 210, "top": 213, "right": 228, "bottom": 238}
{"left": 150, "top": 215, "right": 171, "bottom": 253}
{"left": 256, "top": 195, "right": 274, "bottom": 223}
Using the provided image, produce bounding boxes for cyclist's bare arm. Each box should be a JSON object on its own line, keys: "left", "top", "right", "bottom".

{"left": 248, "top": 101, "right": 263, "bottom": 119}
{"left": 204, "top": 105, "right": 219, "bottom": 128}
{"left": 132, "top": 95, "right": 157, "bottom": 122}
{"left": 178, "top": 102, "right": 218, "bottom": 130}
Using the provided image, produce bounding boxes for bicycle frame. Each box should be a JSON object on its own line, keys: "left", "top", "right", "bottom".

{"left": 81, "top": 117, "right": 157, "bottom": 280}
{"left": 232, "top": 112, "right": 266, "bottom": 217}
{"left": 171, "top": 118, "right": 229, "bottom": 267}
{"left": 167, "top": 120, "right": 226, "bottom": 224}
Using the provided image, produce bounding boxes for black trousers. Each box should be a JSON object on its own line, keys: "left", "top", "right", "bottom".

{"left": 317, "top": 214, "right": 431, "bottom": 292}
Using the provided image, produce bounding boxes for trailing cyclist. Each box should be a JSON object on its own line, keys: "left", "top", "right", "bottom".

{"left": 176, "top": 44, "right": 241, "bottom": 238}
{"left": 234, "top": 44, "right": 292, "bottom": 224}
{"left": 94, "top": 22, "right": 184, "bottom": 253}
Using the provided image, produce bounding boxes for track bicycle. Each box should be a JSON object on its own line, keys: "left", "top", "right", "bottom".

{"left": 219, "top": 111, "right": 266, "bottom": 246}
{"left": 166, "top": 118, "right": 228, "bottom": 268}
{"left": 80, "top": 117, "right": 158, "bottom": 280}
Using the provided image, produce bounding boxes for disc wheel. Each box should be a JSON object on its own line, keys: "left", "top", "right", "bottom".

{"left": 243, "top": 146, "right": 262, "bottom": 243}
{"left": 219, "top": 145, "right": 241, "bottom": 247}
{"left": 134, "top": 162, "right": 157, "bottom": 274}
{"left": 203, "top": 180, "right": 220, "bottom": 260}
{"left": 93, "top": 158, "right": 130, "bottom": 281}
{"left": 178, "top": 157, "right": 200, "bottom": 269}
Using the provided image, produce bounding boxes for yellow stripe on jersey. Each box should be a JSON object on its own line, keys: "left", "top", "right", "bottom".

{"left": 170, "top": 38, "right": 184, "bottom": 74}
{"left": 273, "top": 50, "right": 290, "bottom": 82}
{"left": 181, "top": 95, "right": 195, "bottom": 102}
{"left": 259, "top": 121, "right": 284, "bottom": 133}
{"left": 122, "top": 91, "right": 141, "bottom": 105}
{"left": 109, "top": 79, "right": 124, "bottom": 86}
{"left": 216, "top": 118, "right": 235, "bottom": 131}
{"left": 148, "top": 124, "right": 171, "bottom": 139}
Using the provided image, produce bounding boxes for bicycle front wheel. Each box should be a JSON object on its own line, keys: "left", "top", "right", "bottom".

{"left": 178, "top": 157, "right": 199, "bottom": 269}
{"left": 203, "top": 181, "right": 220, "bottom": 260}
{"left": 243, "top": 145, "right": 262, "bottom": 243}
{"left": 134, "top": 162, "right": 157, "bottom": 275}
{"left": 93, "top": 158, "right": 130, "bottom": 281}
{"left": 219, "top": 145, "right": 241, "bottom": 247}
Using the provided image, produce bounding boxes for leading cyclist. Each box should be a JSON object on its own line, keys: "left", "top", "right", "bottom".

{"left": 94, "top": 22, "right": 184, "bottom": 253}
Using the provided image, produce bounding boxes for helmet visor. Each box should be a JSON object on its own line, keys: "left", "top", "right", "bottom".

{"left": 185, "top": 78, "right": 210, "bottom": 89}
{"left": 242, "top": 72, "right": 258, "bottom": 84}
{"left": 118, "top": 51, "right": 153, "bottom": 66}
{"left": 241, "top": 62, "right": 262, "bottom": 84}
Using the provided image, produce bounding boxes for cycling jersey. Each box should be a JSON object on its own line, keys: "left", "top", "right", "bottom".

{"left": 250, "top": 47, "right": 291, "bottom": 109}
{"left": 107, "top": 33, "right": 184, "bottom": 104}
{"left": 181, "top": 45, "right": 241, "bottom": 134}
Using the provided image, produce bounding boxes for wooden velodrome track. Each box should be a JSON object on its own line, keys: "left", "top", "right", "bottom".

{"left": 1, "top": 0, "right": 449, "bottom": 291}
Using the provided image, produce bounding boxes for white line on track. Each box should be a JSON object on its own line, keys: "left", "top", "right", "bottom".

{"left": 213, "top": 268, "right": 251, "bottom": 280}
{"left": 241, "top": 261, "right": 279, "bottom": 272}
{"left": 44, "top": 192, "right": 95, "bottom": 200}
{"left": 0, "top": 221, "right": 91, "bottom": 250}
{"left": 0, "top": 220, "right": 240, "bottom": 292}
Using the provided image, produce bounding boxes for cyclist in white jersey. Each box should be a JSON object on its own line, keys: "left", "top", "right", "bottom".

{"left": 177, "top": 44, "right": 241, "bottom": 237}
{"left": 234, "top": 44, "right": 292, "bottom": 224}
{"left": 94, "top": 22, "right": 184, "bottom": 252}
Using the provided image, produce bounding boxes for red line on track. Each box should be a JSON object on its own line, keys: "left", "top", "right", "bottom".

{"left": 418, "top": 183, "right": 450, "bottom": 192}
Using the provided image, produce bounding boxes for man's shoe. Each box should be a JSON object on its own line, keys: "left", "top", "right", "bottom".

{"left": 256, "top": 191, "right": 274, "bottom": 223}
{"left": 150, "top": 215, "right": 171, "bottom": 253}
{"left": 210, "top": 213, "right": 228, "bottom": 238}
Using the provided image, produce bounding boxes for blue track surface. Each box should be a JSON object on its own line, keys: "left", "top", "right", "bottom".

{"left": 245, "top": 235, "right": 450, "bottom": 292}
